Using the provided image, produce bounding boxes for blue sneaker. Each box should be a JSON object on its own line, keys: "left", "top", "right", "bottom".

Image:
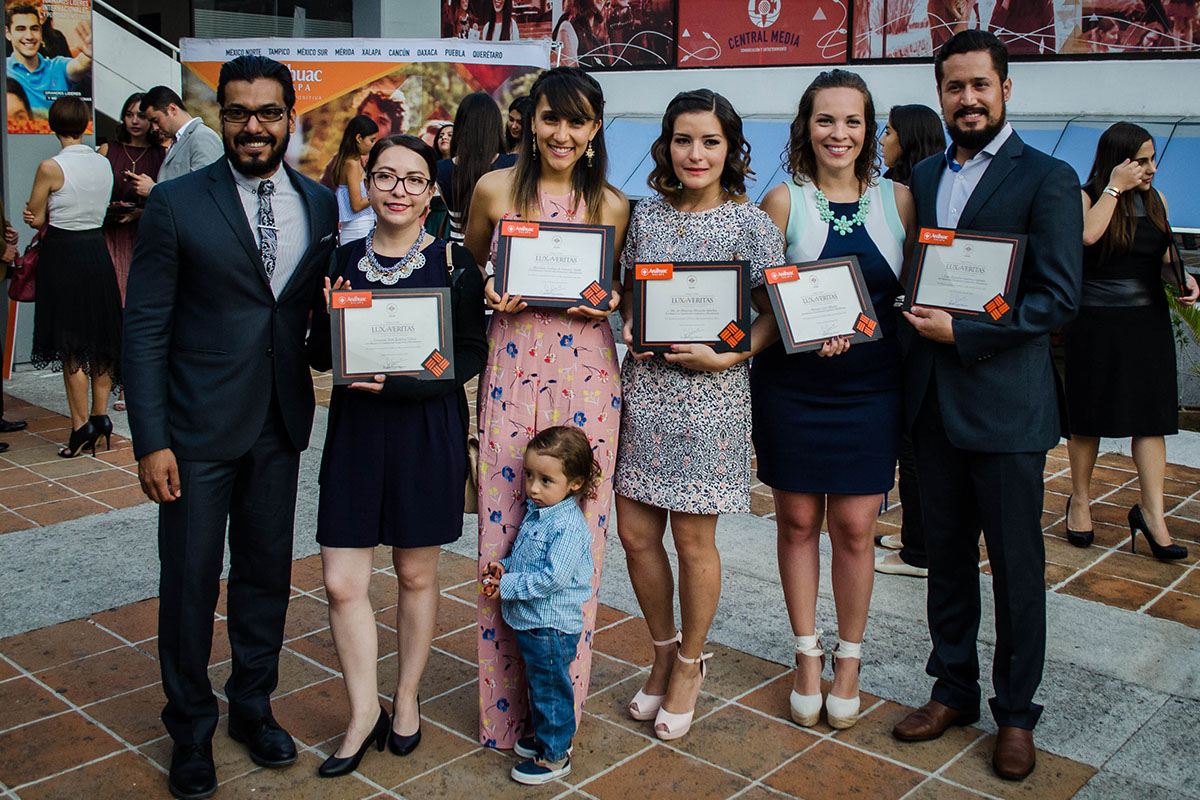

{"left": 511, "top": 756, "right": 571, "bottom": 785}
{"left": 513, "top": 737, "right": 539, "bottom": 759}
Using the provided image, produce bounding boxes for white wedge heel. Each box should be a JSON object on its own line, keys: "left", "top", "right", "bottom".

{"left": 824, "top": 638, "right": 862, "bottom": 729}
{"left": 789, "top": 630, "right": 825, "bottom": 727}
{"left": 628, "top": 631, "right": 682, "bottom": 721}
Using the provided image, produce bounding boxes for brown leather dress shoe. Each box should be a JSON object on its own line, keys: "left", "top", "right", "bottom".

{"left": 993, "top": 726, "right": 1036, "bottom": 780}
{"left": 893, "top": 700, "right": 980, "bottom": 742}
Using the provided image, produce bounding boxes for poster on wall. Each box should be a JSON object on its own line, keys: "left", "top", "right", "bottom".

{"left": 441, "top": 0, "right": 675, "bottom": 69}
{"left": 676, "top": 0, "right": 848, "bottom": 67}
{"left": 5, "top": 0, "right": 94, "bottom": 133}
{"left": 180, "top": 38, "right": 550, "bottom": 184}
{"left": 852, "top": 0, "right": 1199, "bottom": 58}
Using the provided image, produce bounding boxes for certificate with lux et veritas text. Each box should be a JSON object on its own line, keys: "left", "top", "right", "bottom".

{"left": 330, "top": 287, "right": 454, "bottom": 385}
{"left": 903, "top": 228, "right": 1026, "bottom": 324}
{"left": 630, "top": 261, "right": 751, "bottom": 354}
{"left": 493, "top": 219, "right": 615, "bottom": 310}
{"left": 763, "top": 257, "right": 882, "bottom": 354}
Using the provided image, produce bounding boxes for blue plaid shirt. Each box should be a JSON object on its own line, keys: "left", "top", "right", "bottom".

{"left": 498, "top": 497, "right": 593, "bottom": 634}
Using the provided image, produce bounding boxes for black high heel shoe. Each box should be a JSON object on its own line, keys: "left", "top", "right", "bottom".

{"left": 1065, "top": 494, "right": 1094, "bottom": 548}
{"left": 89, "top": 415, "right": 113, "bottom": 451}
{"left": 58, "top": 421, "right": 99, "bottom": 459}
{"left": 1128, "top": 505, "right": 1188, "bottom": 561}
{"left": 388, "top": 694, "right": 421, "bottom": 756}
{"left": 318, "top": 706, "right": 388, "bottom": 778}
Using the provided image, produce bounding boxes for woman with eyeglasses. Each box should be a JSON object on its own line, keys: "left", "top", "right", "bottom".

{"left": 311, "top": 134, "right": 487, "bottom": 777}
{"left": 463, "top": 66, "right": 629, "bottom": 752}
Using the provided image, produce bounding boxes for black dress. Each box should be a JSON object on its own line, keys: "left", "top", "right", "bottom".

{"left": 315, "top": 237, "right": 488, "bottom": 548}
{"left": 1065, "top": 191, "right": 1177, "bottom": 437}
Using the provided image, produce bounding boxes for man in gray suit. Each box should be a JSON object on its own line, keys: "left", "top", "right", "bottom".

{"left": 123, "top": 86, "right": 223, "bottom": 195}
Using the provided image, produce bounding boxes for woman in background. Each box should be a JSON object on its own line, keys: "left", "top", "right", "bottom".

{"left": 553, "top": 0, "right": 611, "bottom": 67}
{"left": 873, "top": 103, "right": 943, "bottom": 579}
{"left": 436, "top": 92, "right": 514, "bottom": 245}
{"left": 1065, "top": 121, "right": 1197, "bottom": 561}
{"left": 325, "top": 115, "right": 380, "bottom": 244}
{"left": 435, "top": 123, "right": 454, "bottom": 159}
{"left": 24, "top": 97, "right": 122, "bottom": 458}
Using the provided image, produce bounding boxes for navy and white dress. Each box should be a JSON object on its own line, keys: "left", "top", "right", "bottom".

{"left": 750, "top": 179, "right": 907, "bottom": 495}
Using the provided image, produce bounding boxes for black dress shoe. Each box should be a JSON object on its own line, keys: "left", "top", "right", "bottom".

{"left": 0, "top": 418, "right": 27, "bottom": 433}
{"left": 168, "top": 742, "right": 217, "bottom": 799}
{"left": 388, "top": 695, "right": 422, "bottom": 756}
{"left": 319, "top": 706, "right": 389, "bottom": 778}
{"left": 0, "top": 442, "right": 8, "bottom": 454}
{"left": 228, "top": 713, "right": 298, "bottom": 767}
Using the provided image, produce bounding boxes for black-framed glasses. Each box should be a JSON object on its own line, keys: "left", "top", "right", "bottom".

{"left": 220, "top": 106, "right": 288, "bottom": 124}
{"left": 369, "top": 172, "right": 434, "bottom": 194}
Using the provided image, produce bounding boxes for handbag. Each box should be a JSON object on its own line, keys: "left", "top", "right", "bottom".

{"left": 8, "top": 226, "right": 43, "bottom": 303}
{"left": 445, "top": 241, "right": 481, "bottom": 514}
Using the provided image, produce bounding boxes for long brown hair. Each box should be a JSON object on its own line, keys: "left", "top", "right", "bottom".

{"left": 1085, "top": 121, "right": 1168, "bottom": 260}
{"left": 326, "top": 115, "right": 379, "bottom": 189}
{"left": 450, "top": 92, "right": 504, "bottom": 217}
{"left": 783, "top": 69, "right": 879, "bottom": 188}
{"left": 510, "top": 67, "right": 611, "bottom": 223}
{"left": 647, "top": 89, "right": 752, "bottom": 202}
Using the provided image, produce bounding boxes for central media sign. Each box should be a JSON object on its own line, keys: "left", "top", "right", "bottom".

{"left": 677, "top": 0, "right": 848, "bottom": 67}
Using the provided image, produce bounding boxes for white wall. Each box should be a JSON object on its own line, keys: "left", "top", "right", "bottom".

{"left": 595, "top": 60, "right": 1200, "bottom": 119}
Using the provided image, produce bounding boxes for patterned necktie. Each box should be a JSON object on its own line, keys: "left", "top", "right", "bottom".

{"left": 257, "top": 180, "right": 277, "bottom": 279}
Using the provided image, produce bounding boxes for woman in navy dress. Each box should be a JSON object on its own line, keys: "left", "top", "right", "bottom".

{"left": 313, "top": 134, "right": 486, "bottom": 777}
{"left": 754, "top": 70, "right": 915, "bottom": 730}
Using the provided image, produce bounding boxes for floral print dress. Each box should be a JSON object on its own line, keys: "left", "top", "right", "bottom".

{"left": 614, "top": 196, "right": 783, "bottom": 514}
{"left": 476, "top": 191, "right": 621, "bottom": 748}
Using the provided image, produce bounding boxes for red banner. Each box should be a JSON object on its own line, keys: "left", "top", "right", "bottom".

{"left": 677, "top": 0, "right": 848, "bottom": 67}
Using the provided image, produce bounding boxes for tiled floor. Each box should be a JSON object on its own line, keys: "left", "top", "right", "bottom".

{"left": 0, "top": 396, "right": 142, "bottom": 535}
{"left": 0, "top": 550, "right": 1098, "bottom": 799}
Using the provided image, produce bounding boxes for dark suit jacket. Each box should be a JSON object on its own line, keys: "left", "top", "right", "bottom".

{"left": 124, "top": 158, "right": 338, "bottom": 461}
{"left": 904, "top": 132, "right": 1082, "bottom": 453}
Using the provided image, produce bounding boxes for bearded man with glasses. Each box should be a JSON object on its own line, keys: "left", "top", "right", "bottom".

{"left": 124, "top": 55, "right": 338, "bottom": 800}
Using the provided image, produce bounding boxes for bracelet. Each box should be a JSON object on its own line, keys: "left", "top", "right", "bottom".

{"left": 1103, "top": 186, "right": 1121, "bottom": 199}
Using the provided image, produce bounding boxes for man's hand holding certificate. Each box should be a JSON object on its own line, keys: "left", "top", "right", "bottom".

{"left": 903, "top": 228, "right": 1026, "bottom": 324}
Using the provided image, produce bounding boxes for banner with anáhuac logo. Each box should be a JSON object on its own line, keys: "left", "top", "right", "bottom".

{"left": 180, "top": 38, "right": 549, "bottom": 183}
{"left": 676, "top": 0, "right": 848, "bottom": 67}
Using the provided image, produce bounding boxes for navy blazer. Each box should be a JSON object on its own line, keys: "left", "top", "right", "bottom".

{"left": 123, "top": 158, "right": 339, "bottom": 461}
{"left": 904, "top": 132, "right": 1082, "bottom": 453}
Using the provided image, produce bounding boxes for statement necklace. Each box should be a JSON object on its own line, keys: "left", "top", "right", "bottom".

{"left": 815, "top": 186, "right": 870, "bottom": 236}
{"left": 357, "top": 227, "right": 426, "bottom": 284}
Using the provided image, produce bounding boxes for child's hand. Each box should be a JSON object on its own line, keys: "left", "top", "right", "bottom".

{"left": 480, "top": 561, "right": 505, "bottom": 598}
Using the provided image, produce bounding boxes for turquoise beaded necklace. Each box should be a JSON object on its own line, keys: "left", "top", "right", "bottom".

{"left": 814, "top": 186, "right": 870, "bottom": 235}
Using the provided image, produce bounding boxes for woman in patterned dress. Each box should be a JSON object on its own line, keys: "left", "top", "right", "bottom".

{"left": 463, "top": 66, "right": 629, "bottom": 749}
{"left": 615, "top": 89, "right": 784, "bottom": 740}
{"left": 754, "top": 69, "right": 915, "bottom": 730}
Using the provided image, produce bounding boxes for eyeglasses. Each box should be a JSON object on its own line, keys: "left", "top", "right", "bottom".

{"left": 369, "top": 172, "right": 434, "bottom": 194}
{"left": 220, "top": 106, "right": 288, "bottom": 124}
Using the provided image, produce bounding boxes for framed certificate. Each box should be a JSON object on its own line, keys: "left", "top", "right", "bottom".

{"left": 763, "top": 257, "right": 882, "bottom": 354}
{"left": 330, "top": 287, "right": 454, "bottom": 385}
{"left": 903, "top": 228, "right": 1026, "bottom": 324}
{"left": 494, "top": 219, "right": 615, "bottom": 310}
{"left": 630, "top": 261, "right": 752, "bottom": 354}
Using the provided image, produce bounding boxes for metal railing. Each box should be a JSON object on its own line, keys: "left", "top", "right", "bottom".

{"left": 93, "top": 0, "right": 180, "bottom": 60}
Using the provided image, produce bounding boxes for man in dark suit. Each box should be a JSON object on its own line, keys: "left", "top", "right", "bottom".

{"left": 892, "top": 31, "right": 1081, "bottom": 781}
{"left": 124, "top": 56, "right": 337, "bottom": 800}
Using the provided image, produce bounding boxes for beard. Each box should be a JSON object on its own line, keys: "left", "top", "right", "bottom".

{"left": 945, "top": 105, "right": 1006, "bottom": 153}
{"left": 225, "top": 129, "right": 290, "bottom": 178}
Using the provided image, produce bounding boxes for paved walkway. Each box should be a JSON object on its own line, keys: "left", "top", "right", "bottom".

{"left": 0, "top": 367, "right": 1197, "bottom": 798}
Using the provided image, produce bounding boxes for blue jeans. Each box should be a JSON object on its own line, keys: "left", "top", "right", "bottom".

{"left": 514, "top": 627, "right": 580, "bottom": 762}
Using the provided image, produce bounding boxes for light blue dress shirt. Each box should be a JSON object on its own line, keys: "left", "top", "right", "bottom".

{"left": 936, "top": 123, "right": 1014, "bottom": 229}
{"left": 498, "top": 497, "right": 594, "bottom": 635}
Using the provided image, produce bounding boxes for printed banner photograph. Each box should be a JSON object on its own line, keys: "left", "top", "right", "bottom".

{"left": 852, "top": 0, "right": 1200, "bottom": 57}
{"left": 5, "top": 0, "right": 94, "bottom": 134}
{"left": 180, "top": 38, "right": 550, "bottom": 183}
{"left": 442, "top": 0, "right": 675, "bottom": 69}
{"left": 677, "top": 0, "right": 847, "bottom": 67}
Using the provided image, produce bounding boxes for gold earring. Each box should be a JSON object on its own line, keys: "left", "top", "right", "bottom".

{"left": 532, "top": 140, "right": 539, "bottom": 160}
{"left": 585, "top": 142, "right": 594, "bottom": 168}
